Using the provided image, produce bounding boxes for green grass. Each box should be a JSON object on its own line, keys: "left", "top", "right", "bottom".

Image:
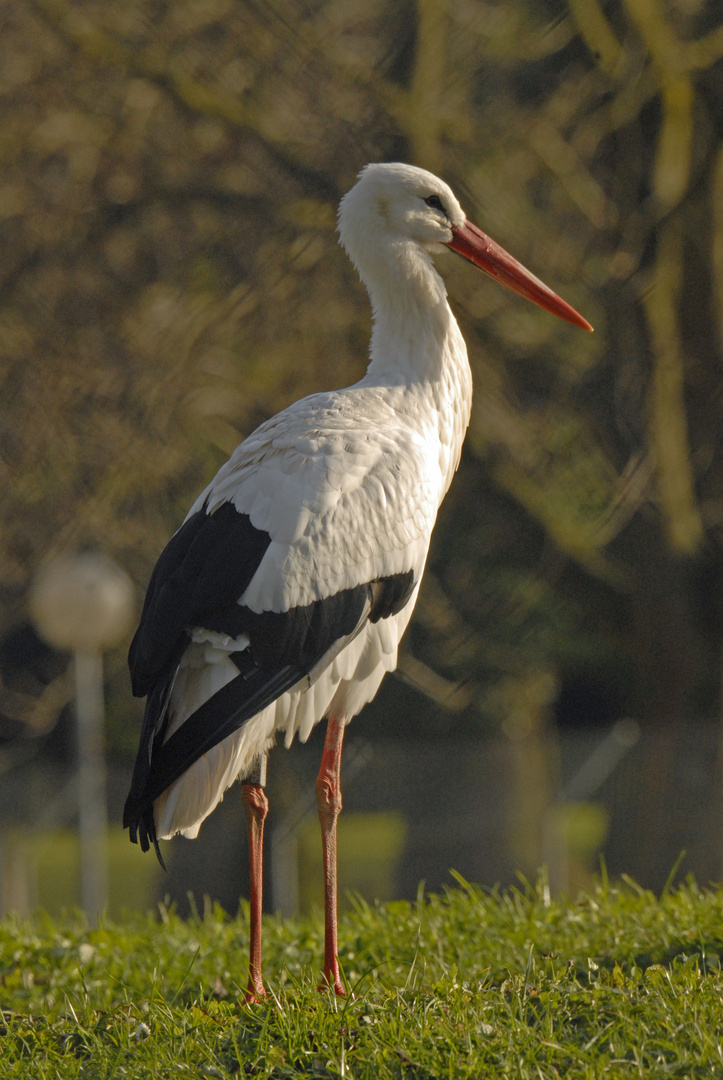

{"left": 2, "top": 874, "right": 723, "bottom": 1078}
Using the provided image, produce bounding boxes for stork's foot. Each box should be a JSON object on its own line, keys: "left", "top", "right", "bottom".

{"left": 318, "top": 964, "right": 346, "bottom": 997}
{"left": 243, "top": 977, "right": 267, "bottom": 1005}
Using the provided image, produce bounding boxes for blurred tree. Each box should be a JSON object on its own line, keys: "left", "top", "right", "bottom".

{"left": 2, "top": 0, "right": 723, "bottom": 881}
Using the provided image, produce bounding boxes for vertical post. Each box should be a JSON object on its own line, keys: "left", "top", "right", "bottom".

{"left": 74, "top": 650, "right": 109, "bottom": 923}
{"left": 270, "top": 826, "right": 300, "bottom": 918}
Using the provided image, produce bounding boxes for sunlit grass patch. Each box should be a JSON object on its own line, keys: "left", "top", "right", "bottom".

{"left": 2, "top": 876, "right": 723, "bottom": 1077}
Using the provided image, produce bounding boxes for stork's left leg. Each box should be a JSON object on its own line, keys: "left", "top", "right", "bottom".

{"left": 316, "top": 711, "right": 346, "bottom": 995}
{"left": 241, "top": 755, "right": 268, "bottom": 1003}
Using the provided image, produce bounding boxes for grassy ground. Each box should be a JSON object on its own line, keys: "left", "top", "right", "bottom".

{"left": 2, "top": 873, "right": 723, "bottom": 1078}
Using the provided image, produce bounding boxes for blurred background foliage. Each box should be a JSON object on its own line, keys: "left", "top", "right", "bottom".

{"left": 2, "top": 0, "right": 723, "bottom": 897}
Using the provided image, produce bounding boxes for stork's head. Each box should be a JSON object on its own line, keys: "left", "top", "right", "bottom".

{"left": 339, "top": 162, "right": 465, "bottom": 252}
{"left": 338, "top": 162, "right": 592, "bottom": 332}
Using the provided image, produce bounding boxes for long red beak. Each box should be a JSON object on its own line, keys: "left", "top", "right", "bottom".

{"left": 447, "top": 220, "right": 593, "bottom": 332}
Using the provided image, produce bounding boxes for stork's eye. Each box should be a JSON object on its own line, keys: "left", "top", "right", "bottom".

{"left": 424, "top": 194, "right": 447, "bottom": 216}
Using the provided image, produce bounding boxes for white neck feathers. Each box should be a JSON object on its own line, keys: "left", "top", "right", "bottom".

{"left": 355, "top": 242, "right": 473, "bottom": 497}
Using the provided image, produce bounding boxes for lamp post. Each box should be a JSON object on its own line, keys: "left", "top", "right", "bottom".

{"left": 30, "top": 552, "right": 134, "bottom": 921}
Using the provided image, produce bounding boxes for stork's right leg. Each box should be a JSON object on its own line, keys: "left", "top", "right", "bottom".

{"left": 241, "top": 755, "right": 268, "bottom": 1002}
{"left": 316, "top": 712, "right": 346, "bottom": 995}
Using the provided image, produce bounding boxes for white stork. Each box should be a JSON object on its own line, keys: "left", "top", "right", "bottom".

{"left": 124, "top": 162, "right": 592, "bottom": 999}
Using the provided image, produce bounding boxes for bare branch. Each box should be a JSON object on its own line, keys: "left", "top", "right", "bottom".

{"left": 644, "top": 214, "right": 704, "bottom": 554}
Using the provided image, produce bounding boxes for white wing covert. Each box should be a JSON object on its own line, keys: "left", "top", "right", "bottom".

{"left": 197, "top": 388, "right": 440, "bottom": 611}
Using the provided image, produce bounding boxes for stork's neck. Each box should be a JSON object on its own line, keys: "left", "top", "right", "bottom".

{"left": 358, "top": 244, "right": 473, "bottom": 493}
{"left": 359, "top": 244, "right": 460, "bottom": 377}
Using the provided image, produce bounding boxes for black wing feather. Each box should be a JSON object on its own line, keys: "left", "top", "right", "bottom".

{"left": 129, "top": 503, "right": 272, "bottom": 697}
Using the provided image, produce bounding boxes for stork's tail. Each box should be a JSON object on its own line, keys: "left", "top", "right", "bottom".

{"left": 123, "top": 664, "right": 178, "bottom": 870}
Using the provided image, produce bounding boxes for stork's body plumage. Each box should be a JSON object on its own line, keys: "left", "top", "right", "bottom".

{"left": 125, "top": 162, "right": 591, "bottom": 998}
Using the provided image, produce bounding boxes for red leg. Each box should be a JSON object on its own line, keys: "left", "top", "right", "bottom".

{"left": 315, "top": 712, "right": 346, "bottom": 995}
{"left": 241, "top": 781, "right": 268, "bottom": 1002}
